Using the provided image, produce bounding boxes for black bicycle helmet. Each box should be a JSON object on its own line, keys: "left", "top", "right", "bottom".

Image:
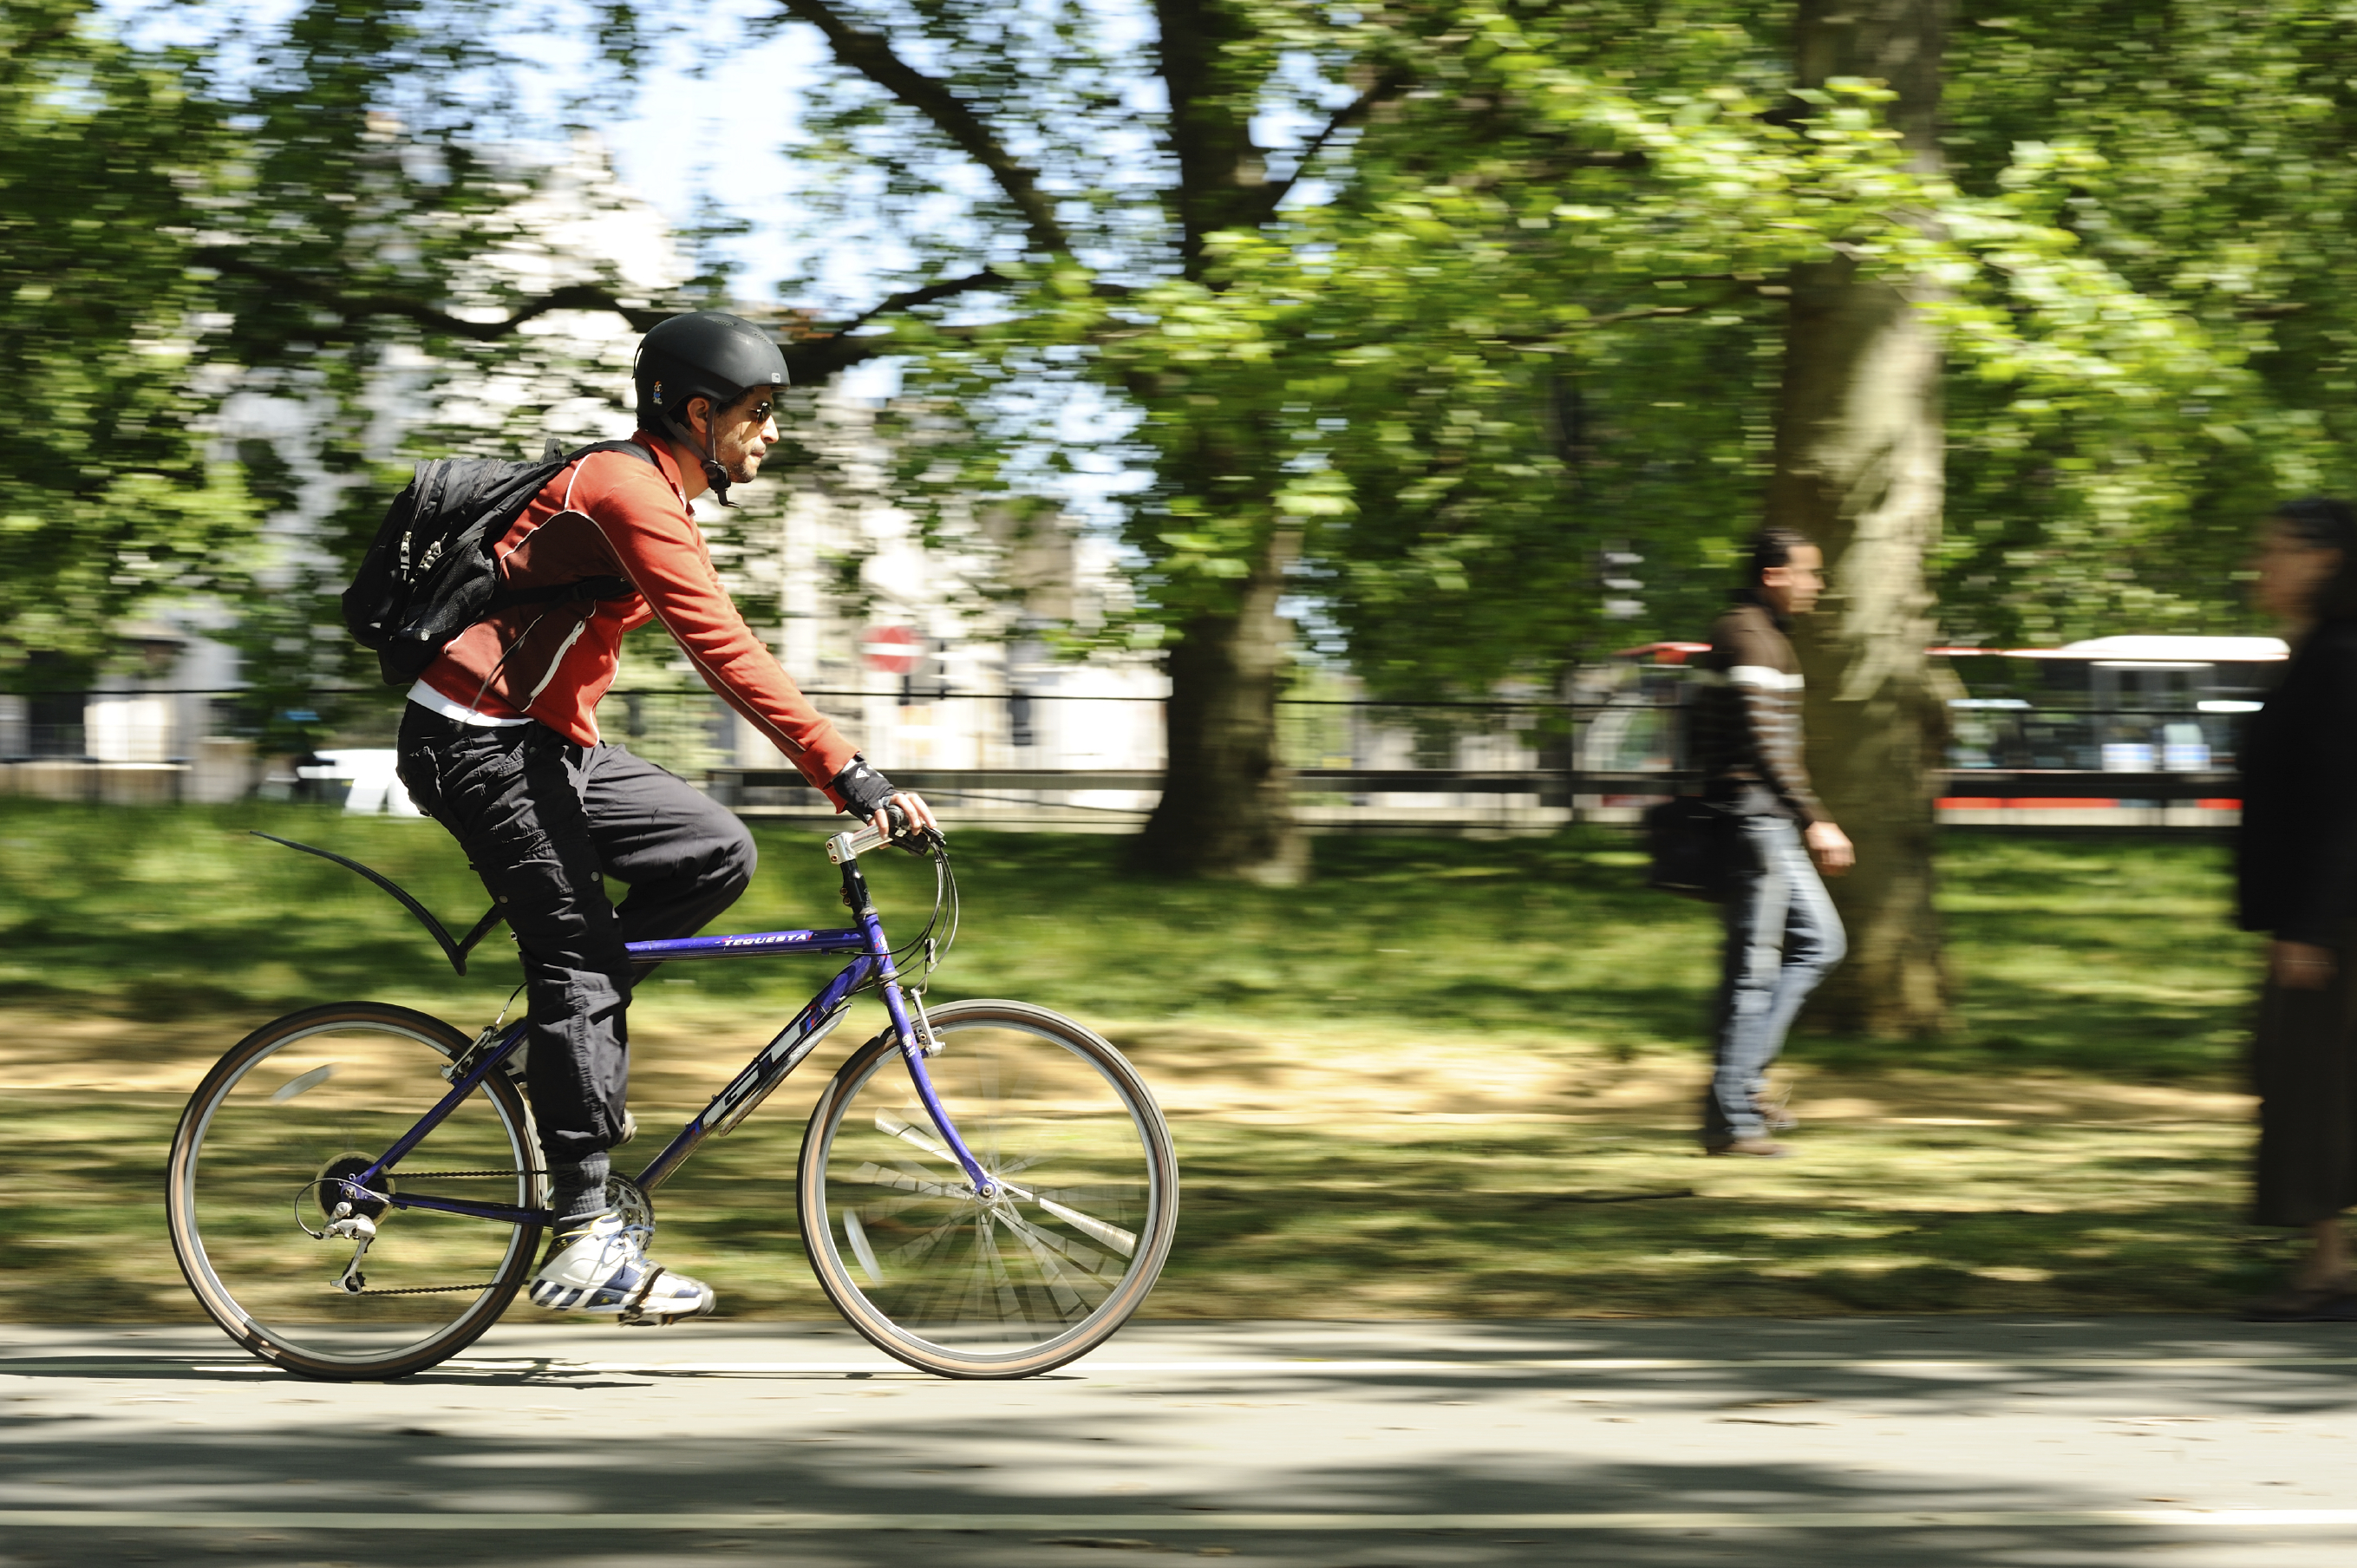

{"left": 632, "top": 311, "right": 789, "bottom": 506}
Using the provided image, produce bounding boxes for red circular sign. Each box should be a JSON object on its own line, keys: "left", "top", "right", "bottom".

{"left": 863, "top": 625, "right": 918, "bottom": 676}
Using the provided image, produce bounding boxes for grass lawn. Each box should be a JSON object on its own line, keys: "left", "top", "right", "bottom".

{"left": 0, "top": 800, "right": 2284, "bottom": 1323}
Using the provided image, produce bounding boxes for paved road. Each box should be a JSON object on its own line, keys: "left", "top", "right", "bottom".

{"left": 5, "top": 1316, "right": 2357, "bottom": 1566}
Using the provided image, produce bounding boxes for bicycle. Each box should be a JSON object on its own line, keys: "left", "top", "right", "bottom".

{"left": 165, "top": 818, "right": 1178, "bottom": 1382}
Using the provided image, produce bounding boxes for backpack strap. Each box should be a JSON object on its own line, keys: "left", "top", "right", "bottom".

{"left": 568, "top": 437, "right": 658, "bottom": 468}
{"left": 491, "top": 439, "right": 660, "bottom": 610}
{"left": 497, "top": 576, "right": 637, "bottom": 608}
{"left": 540, "top": 436, "right": 659, "bottom": 467}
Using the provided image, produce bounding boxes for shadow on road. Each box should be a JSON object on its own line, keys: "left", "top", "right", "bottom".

{"left": 4, "top": 1317, "right": 2355, "bottom": 1565}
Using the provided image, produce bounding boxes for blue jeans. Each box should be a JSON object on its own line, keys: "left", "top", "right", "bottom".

{"left": 1703, "top": 816, "right": 1847, "bottom": 1142}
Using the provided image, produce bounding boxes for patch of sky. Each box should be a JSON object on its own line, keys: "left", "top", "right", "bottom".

{"left": 101, "top": 0, "right": 1171, "bottom": 527}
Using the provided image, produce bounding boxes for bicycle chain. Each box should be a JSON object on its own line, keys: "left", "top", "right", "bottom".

{"left": 328, "top": 1171, "right": 537, "bottom": 1295}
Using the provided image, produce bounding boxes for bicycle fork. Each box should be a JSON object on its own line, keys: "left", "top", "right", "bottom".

{"left": 839, "top": 850, "right": 999, "bottom": 1201}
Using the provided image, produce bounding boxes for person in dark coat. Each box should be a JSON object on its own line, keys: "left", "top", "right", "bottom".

{"left": 2237, "top": 496, "right": 2357, "bottom": 1321}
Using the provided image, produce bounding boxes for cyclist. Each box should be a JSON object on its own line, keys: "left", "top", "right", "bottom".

{"left": 393, "top": 310, "right": 937, "bottom": 1323}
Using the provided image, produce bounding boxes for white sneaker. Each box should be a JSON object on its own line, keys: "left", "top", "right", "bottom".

{"left": 527, "top": 1208, "right": 715, "bottom": 1323}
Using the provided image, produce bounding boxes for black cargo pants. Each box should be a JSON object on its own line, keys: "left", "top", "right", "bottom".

{"left": 395, "top": 705, "right": 756, "bottom": 1200}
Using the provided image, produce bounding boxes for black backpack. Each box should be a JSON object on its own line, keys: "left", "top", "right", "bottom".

{"left": 1642, "top": 795, "right": 1741, "bottom": 902}
{"left": 343, "top": 438, "right": 653, "bottom": 686}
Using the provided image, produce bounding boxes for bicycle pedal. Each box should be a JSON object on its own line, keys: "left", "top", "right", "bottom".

{"left": 616, "top": 1310, "right": 679, "bottom": 1328}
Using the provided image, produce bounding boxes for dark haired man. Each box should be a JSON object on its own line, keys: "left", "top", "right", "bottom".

{"left": 1690, "top": 528, "right": 1852, "bottom": 1157}
{"left": 395, "top": 310, "right": 937, "bottom": 1320}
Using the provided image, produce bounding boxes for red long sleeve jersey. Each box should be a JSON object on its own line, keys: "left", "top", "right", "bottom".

{"left": 415, "top": 433, "right": 859, "bottom": 807}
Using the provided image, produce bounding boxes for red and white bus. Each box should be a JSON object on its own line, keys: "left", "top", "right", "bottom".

{"left": 1599, "top": 635, "right": 2282, "bottom": 822}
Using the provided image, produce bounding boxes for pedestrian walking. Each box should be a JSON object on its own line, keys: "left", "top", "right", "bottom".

{"left": 1691, "top": 527, "right": 1853, "bottom": 1156}
{"left": 2236, "top": 497, "right": 2357, "bottom": 1322}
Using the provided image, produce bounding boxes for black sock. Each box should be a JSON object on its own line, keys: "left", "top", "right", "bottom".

{"left": 549, "top": 1153, "right": 611, "bottom": 1225}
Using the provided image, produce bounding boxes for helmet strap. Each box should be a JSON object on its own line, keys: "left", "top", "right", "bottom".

{"left": 666, "top": 398, "right": 737, "bottom": 509}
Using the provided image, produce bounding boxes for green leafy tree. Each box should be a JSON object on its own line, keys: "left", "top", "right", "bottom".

{"left": 0, "top": 2, "right": 254, "bottom": 688}
{"left": 742, "top": 0, "right": 1959, "bottom": 880}
{"left": 1231, "top": 1, "right": 2357, "bottom": 1035}
{"left": 1932, "top": 0, "right": 2357, "bottom": 645}
{"left": 0, "top": 0, "right": 692, "bottom": 727}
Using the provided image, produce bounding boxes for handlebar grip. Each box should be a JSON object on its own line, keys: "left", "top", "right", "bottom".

{"left": 824, "top": 804, "right": 940, "bottom": 864}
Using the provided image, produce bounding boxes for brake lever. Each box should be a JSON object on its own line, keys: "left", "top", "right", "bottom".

{"left": 879, "top": 801, "right": 943, "bottom": 856}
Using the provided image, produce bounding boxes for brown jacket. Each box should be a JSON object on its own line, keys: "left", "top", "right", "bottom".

{"left": 1691, "top": 599, "right": 1824, "bottom": 824}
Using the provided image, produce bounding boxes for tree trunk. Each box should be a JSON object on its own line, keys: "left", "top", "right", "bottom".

{"left": 1131, "top": 0, "right": 1305, "bottom": 881}
{"left": 1133, "top": 524, "right": 1308, "bottom": 883}
{"left": 1770, "top": 0, "right": 1954, "bottom": 1038}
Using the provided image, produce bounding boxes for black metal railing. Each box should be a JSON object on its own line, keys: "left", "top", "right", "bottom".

{"left": 0, "top": 685, "right": 2256, "bottom": 821}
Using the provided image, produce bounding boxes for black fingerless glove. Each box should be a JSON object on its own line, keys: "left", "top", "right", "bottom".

{"left": 828, "top": 755, "right": 897, "bottom": 818}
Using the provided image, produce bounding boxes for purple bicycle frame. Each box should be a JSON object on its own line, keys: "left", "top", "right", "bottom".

{"left": 343, "top": 854, "right": 995, "bottom": 1229}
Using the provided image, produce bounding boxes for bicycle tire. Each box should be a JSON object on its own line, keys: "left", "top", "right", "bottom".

{"left": 166, "top": 1002, "right": 543, "bottom": 1382}
{"left": 798, "top": 998, "right": 1178, "bottom": 1378}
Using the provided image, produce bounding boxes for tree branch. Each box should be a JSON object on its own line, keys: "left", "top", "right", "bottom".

{"left": 775, "top": 0, "right": 1071, "bottom": 256}
{"left": 1256, "top": 68, "right": 1414, "bottom": 219}
{"left": 831, "top": 270, "right": 1009, "bottom": 335}
{"left": 1579, "top": 304, "right": 1707, "bottom": 328}
{"left": 197, "top": 248, "right": 1027, "bottom": 386}
{"left": 1559, "top": 149, "right": 1649, "bottom": 169}
{"left": 193, "top": 248, "right": 669, "bottom": 337}
{"left": 780, "top": 271, "right": 1017, "bottom": 381}
{"left": 1484, "top": 300, "right": 1752, "bottom": 349}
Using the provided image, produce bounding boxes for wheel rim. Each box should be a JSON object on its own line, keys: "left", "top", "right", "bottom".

{"left": 813, "top": 1012, "right": 1167, "bottom": 1364}
{"left": 176, "top": 1016, "right": 537, "bottom": 1369}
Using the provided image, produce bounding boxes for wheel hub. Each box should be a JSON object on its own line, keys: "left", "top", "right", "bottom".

{"left": 313, "top": 1154, "right": 393, "bottom": 1221}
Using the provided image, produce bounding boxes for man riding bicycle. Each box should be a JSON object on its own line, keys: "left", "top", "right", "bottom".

{"left": 393, "top": 310, "right": 937, "bottom": 1323}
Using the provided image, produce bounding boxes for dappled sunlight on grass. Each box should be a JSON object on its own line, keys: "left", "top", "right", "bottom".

{"left": 0, "top": 803, "right": 2279, "bottom": 1322}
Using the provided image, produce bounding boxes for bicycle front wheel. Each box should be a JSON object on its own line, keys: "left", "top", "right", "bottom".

{"left": 166, "top": 1003, "right": 543, "bottom": 1381}
{"left": 800, "top": 999, "right": 1178, "bottom": 1377}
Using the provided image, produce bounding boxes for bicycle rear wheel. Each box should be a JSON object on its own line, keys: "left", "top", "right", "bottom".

{"left": 799, "top": 998, "right": 1178, "bottom": 1378}
{"left": 166, "top": 1003, "right": 543, "bottom": 1381}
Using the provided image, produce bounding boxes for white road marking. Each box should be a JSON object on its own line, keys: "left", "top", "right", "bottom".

{"left": 3, "top": 1508, "right": 2356, "bottom": 1532}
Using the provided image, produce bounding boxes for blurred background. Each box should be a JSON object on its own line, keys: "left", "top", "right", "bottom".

{"left": 4, "top": 0, "right": 2350, "bottom": 1317}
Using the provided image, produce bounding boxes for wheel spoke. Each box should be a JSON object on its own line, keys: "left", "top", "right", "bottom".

{"left": 994, "top": 1177, "right": 1136, "bottom": 1258}
{"left": 872, "top": 1109, "right": 961, "bottom": 1169}
{"left": 975, "top": 1213, "right": 1025, "bottom": 1324}
{"left": 170, "top": 1007, "right": 539, "bottom": 1378}
{"left": 841, "top": 1209, "right": 885, "bottom": 1285}
{"left": 846, "top": 1160, "right": 965, "bottom": 1199}
{"left": 805, "top": 1003, "right": 1174, "bottom": 1374}
{"left": 995, "top": 1205, "right": 1120, "bottom": 1289}
{"left": 269, "top": 1064, "right": 338, "bottom": 1104}
{"left": 1033, "top": 1196, "right": 1136, "bottom": 1258}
